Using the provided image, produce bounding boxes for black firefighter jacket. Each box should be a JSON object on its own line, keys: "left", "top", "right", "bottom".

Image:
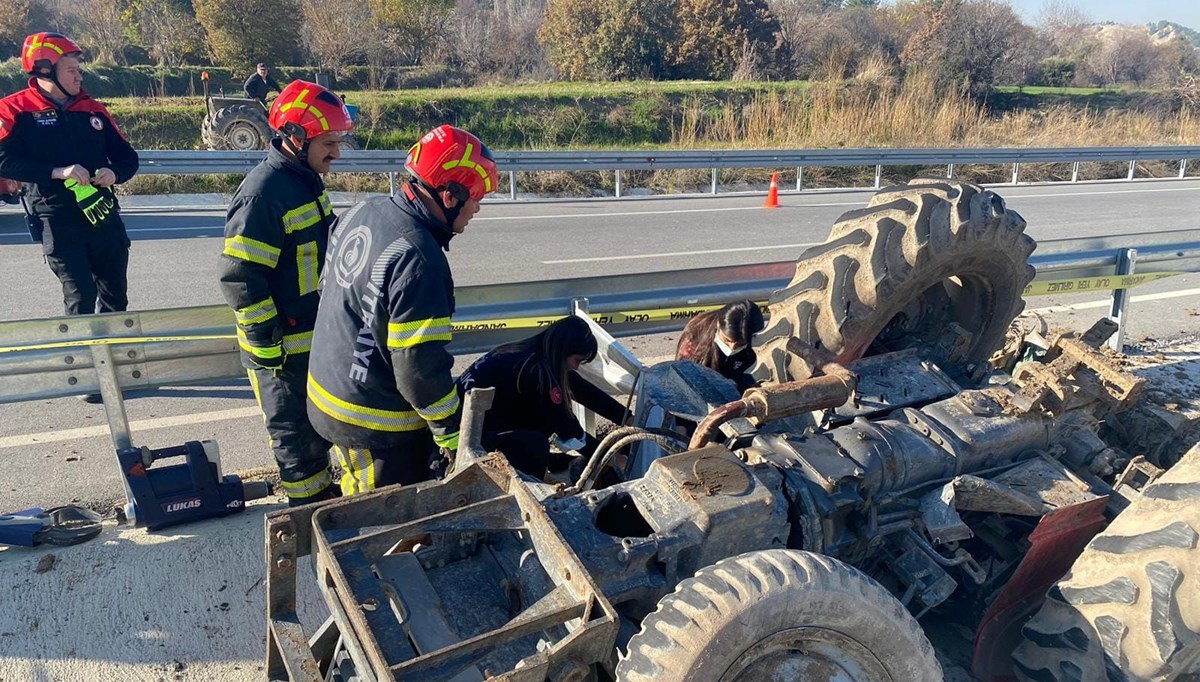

{"left": 218, "top": 139, "right": 333, "bottom": 366}
{"left": 307, "top": 186, "right": 461, "bottom": 451}
{"left": 0, "top": 81, "right": 138, "bottom": 251}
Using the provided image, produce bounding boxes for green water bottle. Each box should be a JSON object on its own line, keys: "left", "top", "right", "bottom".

{"left": 64, "top": 177, "right": 115, "bottom": 226}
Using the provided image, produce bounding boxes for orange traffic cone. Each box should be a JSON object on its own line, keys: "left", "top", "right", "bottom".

{"left": 763, "top": 172, "right": 780, "bottom": 209}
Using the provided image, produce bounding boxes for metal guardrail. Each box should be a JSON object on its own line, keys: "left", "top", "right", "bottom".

{"left": 138, "top": 145, "right": 1200, "bottom": 198}
{"left": 2, "top": 228, "right": 1197, "bottom": 408}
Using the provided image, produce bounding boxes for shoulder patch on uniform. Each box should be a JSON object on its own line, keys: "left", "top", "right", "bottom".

{"left": 371, "top": 237, "right": 413, "bottom": 288}
{"left": 334, "top": 224, "right": 373, "bottom": 289}
{"left": 90, "top": 115, "right": 103, "bottom": 131}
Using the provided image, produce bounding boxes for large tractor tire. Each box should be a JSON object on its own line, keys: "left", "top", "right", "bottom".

{"left": 616, "top": 549, "right": 942, "bottom": 682}
{"left": 208, "top": 105, "right": 272, "bottom": 151}
{"left": 754, "top": 178, "right": 1035, "bottom": 384}
{"left": 1012, "top": 443, "right": 1200, "bottom": 681}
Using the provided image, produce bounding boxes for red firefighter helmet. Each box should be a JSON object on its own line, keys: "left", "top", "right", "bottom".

{"left": 405, "top": 125, "right": 498, "bottom": 202}
{"left": 22, "top": 33, "right": 83, "bottom": 77}
{"left": 268, "top": 80, "right": 354, "bottom": 142}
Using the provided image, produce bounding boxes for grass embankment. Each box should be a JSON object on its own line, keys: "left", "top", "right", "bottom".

{"left": 108, "top": 76, "right": 1199, "bottom": 195}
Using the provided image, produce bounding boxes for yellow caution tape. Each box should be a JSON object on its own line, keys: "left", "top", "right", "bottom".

{"left": 451, "top": 303, "right": 735, "bottom": 331}
{"left": 1022, "top": 272, "right": 1180, "bottom": 297}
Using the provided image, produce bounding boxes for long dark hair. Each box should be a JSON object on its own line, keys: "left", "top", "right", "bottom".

{"left": 720, "top": 300, "right": 765, "bottom": 347}
{"left": 492, "top": 316, "right": 598, "bottom": 407}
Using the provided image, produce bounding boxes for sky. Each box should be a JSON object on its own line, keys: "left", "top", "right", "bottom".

{"left": 1002, "top": 0, "right": 1200, "bottom": 30}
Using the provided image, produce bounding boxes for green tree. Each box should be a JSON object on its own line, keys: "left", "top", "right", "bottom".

{"left": 539, "top": 0, "right": 678, "bottom": 80}
{"left": 194, "top": 0, "right": 303, "bottom": 68}
{"left": 671, "top": 0, "right": 789, "bottom": 80}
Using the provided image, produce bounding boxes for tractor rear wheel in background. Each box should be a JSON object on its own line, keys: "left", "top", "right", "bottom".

{"left": 1012, "top": 442, "right": 1200, "bottom": 681}
{"left": 754, "top": 178, "right": 1035, "bottom": 384}
{"left": 617, "top": 549, "right": 943, "bottom": 682}
{"left": 205, "top": 105, "right": 272, "bottom": 151}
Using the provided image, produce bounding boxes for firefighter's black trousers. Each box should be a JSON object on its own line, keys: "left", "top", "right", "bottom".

{"left": 248, "top": 352, "right": 335, "bottom": 503}
{"left": 43, "top": 218, "right": 130, "bottom": 316}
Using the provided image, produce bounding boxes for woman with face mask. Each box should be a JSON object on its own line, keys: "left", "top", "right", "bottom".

{"left": 458, "top": 316, "right": 627, "bottom": 479}
{"left": 675, "top": 300, "right": 766, "bottom": 392}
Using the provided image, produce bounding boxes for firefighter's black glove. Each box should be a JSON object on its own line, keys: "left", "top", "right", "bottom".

{"left": 431, "top": 448, "right": 455, "bottom": 479}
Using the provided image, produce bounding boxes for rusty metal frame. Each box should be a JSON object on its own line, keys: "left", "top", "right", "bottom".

{"left": 266, "top": 458, "right": 619, "bottom": 681}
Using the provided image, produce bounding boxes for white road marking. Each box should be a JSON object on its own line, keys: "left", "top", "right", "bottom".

{"left": 475, "top": 203, "right": 859, "bottom": 222}
{"left": 0, "top": 406, "right": 261, "bottom": 449}
{"left": 543, "top": 242, "right": 817, "bottom": 264}
{"left": 1008, "top": 185, "right": 1200, "bottom": 200}
{"left": 1028, "top": 286, "right": 1200, "bottom": 314}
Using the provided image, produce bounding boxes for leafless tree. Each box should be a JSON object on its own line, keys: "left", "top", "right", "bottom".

{"left": 71, "top": 0, "right": 130, "bottom": 65}
{"left": 301, "top": 0, "right": 370, "bottom": 77}
{"left": 1035, "top": 0, "right": 1091, "bottom": 54}
{"left": 1079, "top": 26, "right": 1166, "bottom": 87}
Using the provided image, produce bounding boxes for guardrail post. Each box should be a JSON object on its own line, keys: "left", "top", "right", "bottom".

{"left": 615, "top": 170, "right": 622, "bottom": 199}
{"left": 1108, "top": 247, "right": 1138, "bottom": 352}
{"left": 509, "top": 170, "right": 517, "bottom": 200}
{"left": 874, "top": 165, "right": 882, "bottom": 189}
{"left": 1127, "top": 160, "right": 1136, "bottom": 181}
{"left": 1011, "top": 163, "right": 1021, "bottom": 185}
{"left": 570, "top": 298, "right": 596, "bottom": 435}
{"left": 1071, "top": 161, "right": 1080, "bottom": 183}
{"left": 711, "top": 168, "right": 718, "bottom": 195}
{"left": 1180, "top": 159, "right": 1188, "bottom": 179}
{"left": 91, "top": 343, "right": 137, "bottom": 504}
{"left": 946, "top": 163, "right": 954, "bottom": 179}
{"left": 796, "top": 166, "right": 803, "bottom": 191}
{"left": 387, "top": 171, "right": 396, "bottom": 197}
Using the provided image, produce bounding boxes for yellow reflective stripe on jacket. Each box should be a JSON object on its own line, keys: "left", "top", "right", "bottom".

{"left": 237, "top": 328, "right": 282, "bottom": 358}
{"left": 307, "top": 374, "right": 425, "bottom": 432}
{"left": 319, "top": 192, "right": 332, "bottom": 215}
{"left": 334, "top": 446, "right": 376, "bottom": 495}
{"left": 282, "top": 330, "right": 313, "bottom": 355}
{"left": 296, "top": 241, "right": 318, "bottom": 295}
{"left": 282, "top": 198, "right": 324, "bottom": 234}
{"left": 224, "top": 235, "right": 281, "bottom": 267}
{"left": 280, "top": 469, "right": 333, "bottom": 499}
{"left": 433, "top": 431, "right": 459, "bottom": 451}
{"left": 416, "top": 387, "right": 460, "bottom": 422}
{"left": 235, "top": 298, "right": 278, "bottom": 326}
{"left": 387, "top": 317, "right": 452, "bottom": 349}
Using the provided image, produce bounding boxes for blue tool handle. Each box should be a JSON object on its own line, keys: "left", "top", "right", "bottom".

{"left": 0, "top": 508, "right": 50, "bottom": 547}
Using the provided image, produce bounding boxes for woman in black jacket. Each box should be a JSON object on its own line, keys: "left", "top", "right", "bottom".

{"left": 458, "top": 316, "right": 626, "bottom": 479}
{"left": 675, "top": 300, "right": 765, "bottom": 392}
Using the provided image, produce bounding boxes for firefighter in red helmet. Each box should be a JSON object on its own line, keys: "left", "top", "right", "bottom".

{"left": 0, "top": 33, "right": 139, "bottom": 334}
{"left": 307, "top": 125, "right": 499, "bottom": 494}
{"left": 218, "top": 80, "right": 354, "bottom": 506}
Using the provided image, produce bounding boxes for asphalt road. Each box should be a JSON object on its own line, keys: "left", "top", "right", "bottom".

{"left": 1, "top": 178, "right": 1199, "bottom": 515}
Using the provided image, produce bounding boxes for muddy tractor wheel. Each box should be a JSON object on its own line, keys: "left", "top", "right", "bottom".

{"left": 338, "top": 137, "right": 361, "bottom": 151}
{"left": 616, "top": 549, "right": 942, "bottom": 682}
{"left": 1012, "top": 443, "right": 1200, "bottom": 681}
{"left": 754, "top": 178, "right": 1035, "bottom": 384}
{"left": 208, "top": 105, "right": 272, "bottom": 151}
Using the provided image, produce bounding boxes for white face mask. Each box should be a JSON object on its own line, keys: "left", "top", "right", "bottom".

{"left": 714, "top": 332, "right": 743, "bottom": 357}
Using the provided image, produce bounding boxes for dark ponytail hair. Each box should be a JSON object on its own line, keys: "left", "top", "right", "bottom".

{"left": 718, "top": 300, "right": 765, "bottom": 347}
{"left": 492, "top": 316, "right": 598, "bottom": 407}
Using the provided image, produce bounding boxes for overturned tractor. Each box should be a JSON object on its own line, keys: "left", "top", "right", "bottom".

{"left": 265, "top": 179, "right": 1199, "bottom": 682}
